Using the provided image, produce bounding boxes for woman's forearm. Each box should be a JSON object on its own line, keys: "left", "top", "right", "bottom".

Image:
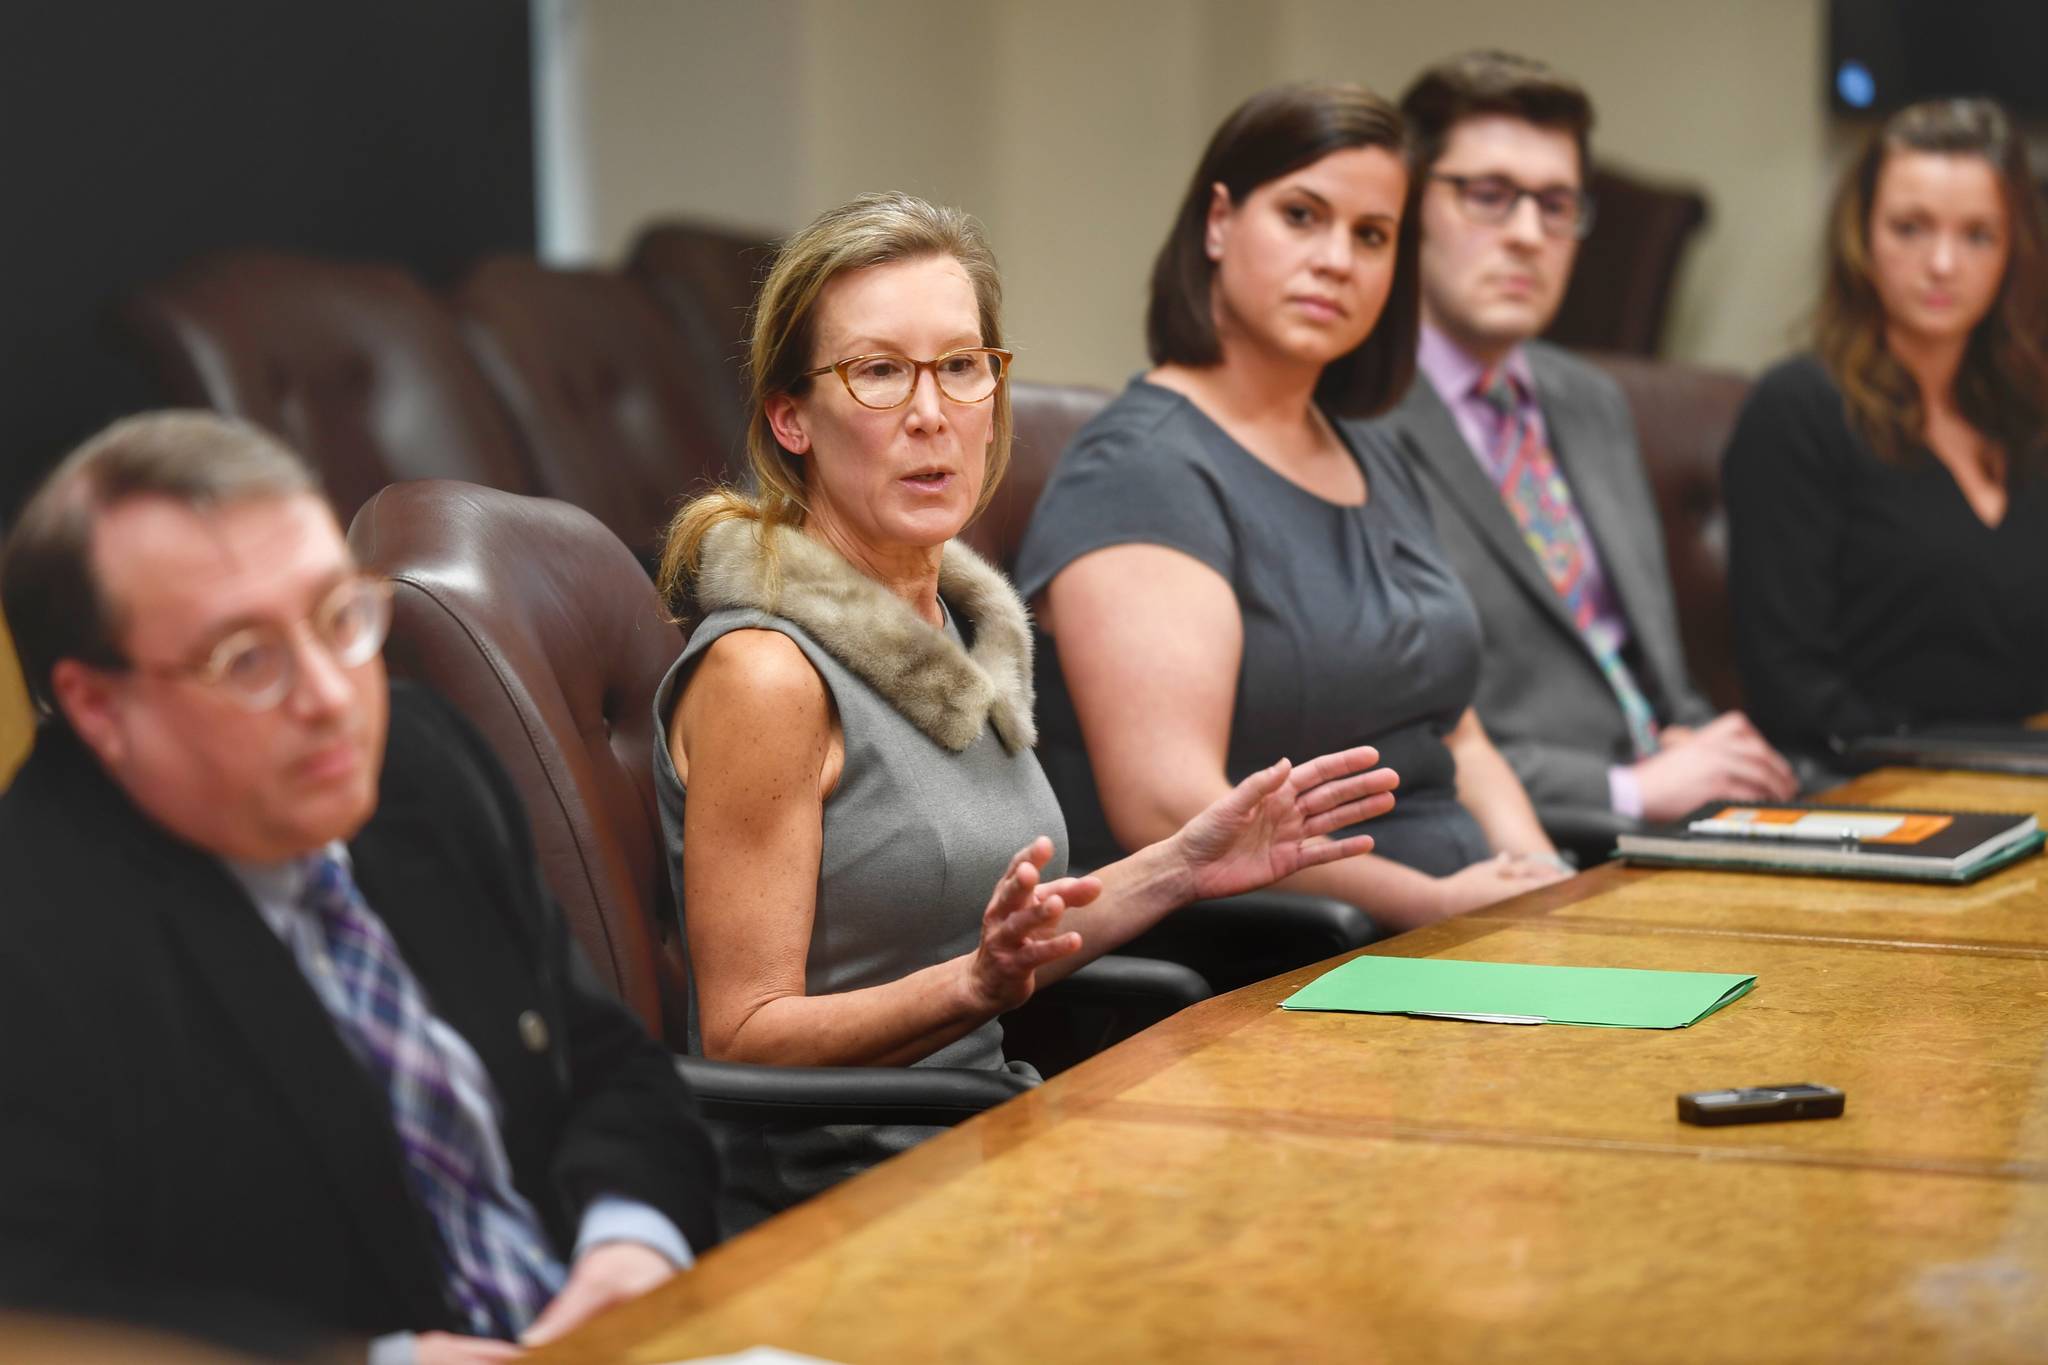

{"left": 1272, "top": 854, "right": 1449, "bottom": 933}
{"left": 1449, "top": 717, "right": 1556, "bottom": 857}
{"left": 1456, "top": 757, "right": 1554, "bottom": 856}
{"left": 1030, "top": 839, "right": 1193, "bottom": 986}
{"left": 704, "top": 955, "right": 993, "bottom": 1068}
{"left": 1093, "top": 768, "right": 1452, "bottom": 936}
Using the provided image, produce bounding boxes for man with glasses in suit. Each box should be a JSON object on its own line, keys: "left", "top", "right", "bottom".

{"left": 0, "top": 412, "right": 718, "bottom": 1363}
{"left": 1372, "top": 50, "right": 1797, "bottom": 850}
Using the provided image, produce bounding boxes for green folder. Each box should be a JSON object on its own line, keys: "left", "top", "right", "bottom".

{"left": 1280, "top": 955, "right": 1756, "bottom": 1029}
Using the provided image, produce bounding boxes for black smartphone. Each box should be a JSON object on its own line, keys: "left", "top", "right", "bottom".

{"left": 1677, "top": 1083, "right": 1845, "bottom": 1126}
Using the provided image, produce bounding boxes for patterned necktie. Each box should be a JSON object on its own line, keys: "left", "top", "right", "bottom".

{"left": 1479, "top": 368, "right": 1660, "bottom": 758}
{"left": 297, "top": 853, "right": 561, "bottom": 1337}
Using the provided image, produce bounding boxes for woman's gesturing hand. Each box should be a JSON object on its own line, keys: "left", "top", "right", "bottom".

{"left": 964, "top": 837, "right": 1101, "bottom": 1014}
{"left": 1172, "top": 746, "right": 1399, "bottom": 903}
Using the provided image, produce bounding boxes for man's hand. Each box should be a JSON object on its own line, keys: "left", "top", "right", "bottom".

{"left": 1635, "top": 712, "right": 1799, "bottom": 822}
{"left": 519, "top": 1241, "right": 679, "bottom": 1348}
{"left": 414, "top": 1333, "right": 524, "bottom": 1364}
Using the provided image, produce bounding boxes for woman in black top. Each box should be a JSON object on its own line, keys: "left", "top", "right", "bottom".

{"left": 1723, "top": 97, "right": 2048, "bottom": 765}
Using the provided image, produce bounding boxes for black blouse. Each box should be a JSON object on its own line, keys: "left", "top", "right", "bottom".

{"left": 1721, "top": 354, "right": 2048, "bottom": 761}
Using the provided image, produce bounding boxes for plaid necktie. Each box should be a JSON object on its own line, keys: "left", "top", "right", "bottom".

{"left": 1479, "top": 368, "right": 1660, "bottom": 758}
{"left": 297, "top": 853, "right": 562, "bottom": 1337}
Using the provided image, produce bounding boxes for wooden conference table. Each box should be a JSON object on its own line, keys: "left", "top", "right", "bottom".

{"left": 540, "top": 768, "right": 2048, "bottom": 1364}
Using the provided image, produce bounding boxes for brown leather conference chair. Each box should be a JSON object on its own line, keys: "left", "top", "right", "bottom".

{"left": 453, "top": 256, "right": 735, "bottom": 566}
{"left": 626, "top": 220, "right": 777, "bottom": 468}
{"left": 961, "top": 380, "right": 1113, "bottom": 574}
{"left": 349, "top": 479, "right": 683, "bottom": 1033}
{"left": 1582, "top": 351, "right": 1752, "bottom": 714}
{"left": 122, "top": 250, "right": 536, "bottom": 522}
{"left": 347, "top": 480, "right": 1199, "bottom": 1129}
{"left": 1545, "top": 165, "right": 1710, "bottom": 357}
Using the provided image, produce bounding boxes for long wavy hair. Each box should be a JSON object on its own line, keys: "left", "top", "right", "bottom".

{"left": 1815, "top": 97, "right": 2048, "bottom": 473}
{"left": 655, "top": 192, "right": 1012, "bottom": 620}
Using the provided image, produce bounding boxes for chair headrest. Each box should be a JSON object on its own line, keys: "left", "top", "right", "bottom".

{"left": 122, "top": 250, "right": 534, "bottom": 519}
{"left": 347, "top": 479, "right": 688, "bottom": 1037}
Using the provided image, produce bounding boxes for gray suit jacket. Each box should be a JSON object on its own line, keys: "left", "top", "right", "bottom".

{"left": 1369, "top": 341, "right": 1713, "bottom": 836}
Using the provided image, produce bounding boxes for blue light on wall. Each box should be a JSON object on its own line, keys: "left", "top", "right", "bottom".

{"left": 1836, "top": 60, "right": 1877, "bottom": 109}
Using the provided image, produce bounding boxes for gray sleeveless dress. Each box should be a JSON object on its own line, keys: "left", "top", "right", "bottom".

{"left": 653, "top": 585, "right": 1067, "bottom": 1229}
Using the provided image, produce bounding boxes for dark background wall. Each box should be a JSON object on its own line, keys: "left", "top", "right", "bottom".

{"left": 1, "top": 0, "right": 535, "bottom": 521}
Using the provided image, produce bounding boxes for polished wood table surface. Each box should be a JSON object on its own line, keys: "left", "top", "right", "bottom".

{"left": 539, "top": 769, "right": 2048, "bottom": 1364}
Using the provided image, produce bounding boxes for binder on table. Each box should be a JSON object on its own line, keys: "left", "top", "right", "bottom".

{"left": 1615, "top": 802, "right": 2042, "bottom": 883}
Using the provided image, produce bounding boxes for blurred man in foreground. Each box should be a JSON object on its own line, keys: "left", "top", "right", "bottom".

{"left": 0, "top": 412, "right": 718, "bottom": 1362}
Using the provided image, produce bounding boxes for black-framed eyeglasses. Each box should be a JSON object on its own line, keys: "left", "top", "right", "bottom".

{"left": 1432, "top": 173, "right": 1597, "bottom": 241}
{"left": 801, "top": 347, "right": 1013, "bottom": 410}
{"left": 118, "top": 575, "right": 394, "bottom": 713}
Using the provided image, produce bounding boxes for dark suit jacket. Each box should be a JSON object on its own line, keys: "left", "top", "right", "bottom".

{"left": 1372, "top": 342, "right": 1713, "bottom": 838}
{"left": 0, "top": 683, "right": 719, "bottom": 1346}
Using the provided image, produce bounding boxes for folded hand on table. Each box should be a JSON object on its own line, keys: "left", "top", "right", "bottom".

{"left": 519, "top": 1241, "right": 679, "bottom": 1349}
{"left": 414, "top": 1333, "right": 525, "bottom": 1364}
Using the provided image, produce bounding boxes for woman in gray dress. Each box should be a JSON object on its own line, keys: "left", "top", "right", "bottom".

{"left": 651, "top": 192, "right": 1397, "bottom": 1218}
{"left": 1015, "top": 83, "right": 1569, "bottom": 933}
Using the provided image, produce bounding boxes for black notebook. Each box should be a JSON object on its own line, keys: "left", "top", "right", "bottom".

{"left": 1841, "top": 724, "right": 2048, "bottom": 777}
{"left": 1616, "top": 802, "right": 2043, "bottom": 883}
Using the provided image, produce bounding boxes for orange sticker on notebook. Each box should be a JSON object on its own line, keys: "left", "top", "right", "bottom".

{"left": 1866, "top": 814, "right": 1953, "bottom": 844}
{"left": 1712, "top": 807, "right": 1803, "bottom": 824}
{"left": 1705, "top": 807, "right": 1954, "bottom": 844}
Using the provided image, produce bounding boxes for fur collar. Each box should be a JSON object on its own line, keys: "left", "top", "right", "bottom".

{"left": 695, "top": 519, "right": 1037, "bottom": 753}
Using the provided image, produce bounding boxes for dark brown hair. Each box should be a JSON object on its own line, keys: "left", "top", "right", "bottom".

{"left": 1398, "top": 50, "right": 1594, "bottom": 183}
{"left": 1146, "top": 82, "right": 1419, "bottom": 417}
{"left": 1815, "top": 97, "right": 2048, "bottom": 472}
{"left": 0, "top": 411, "right": 316, "bottom": 712}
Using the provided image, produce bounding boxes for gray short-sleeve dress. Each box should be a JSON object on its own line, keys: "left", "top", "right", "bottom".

{"left": 1012, "top": 378, "right": 1490, "bottom": 876}
{"left": 653, "top": 523, "right": 1065, "bottom": 1229}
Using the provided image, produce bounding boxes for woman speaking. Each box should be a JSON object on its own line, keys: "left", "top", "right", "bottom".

{"left": 653, "top": 191, "right": 1397, "bottom": 1223}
